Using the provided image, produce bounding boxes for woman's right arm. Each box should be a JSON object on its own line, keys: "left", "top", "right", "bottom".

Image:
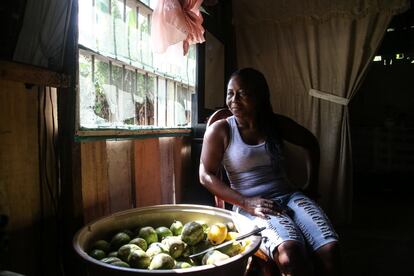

{"left": 199, "top": 120, "right": 279, "bottom": 218}
{"left": 199, "top": 120, "right": 246, "bottom": 207}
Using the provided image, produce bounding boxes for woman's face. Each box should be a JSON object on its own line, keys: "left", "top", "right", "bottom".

{"left": 226, "top": 75, "right": 256, "bottom": 117}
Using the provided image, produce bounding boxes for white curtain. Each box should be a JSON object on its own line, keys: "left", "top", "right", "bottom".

{"left": 13, "top": 0, "right": 73, "bottom": 71}
{"left": 233, "top": 0, "right": 410, "bottom": 224}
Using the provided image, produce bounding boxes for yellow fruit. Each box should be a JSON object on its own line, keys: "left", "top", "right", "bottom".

{"left": 201, "top": 250, "right": 229, "bottom": 265}
{"left": 240, "top": 239, "right": 251, "bottom": 252}
{"left": 207, "top": 223, "right": 228, "bottom": 245}
{"left": 218, "top": 241, "right": 242, "bottom": 257}
{"left": 225, "top": 231, "right": 239, "bottom": 241}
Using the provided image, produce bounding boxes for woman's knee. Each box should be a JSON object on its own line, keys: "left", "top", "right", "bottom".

{"left": 274, "top": 240, "right": 310, "bottom": 272}
{"left": 315, "top": 241, "right": 341, "bottom": 274}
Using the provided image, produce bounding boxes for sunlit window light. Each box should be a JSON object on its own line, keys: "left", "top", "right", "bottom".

{"left": 373, "top": 56, "right": 382, "bottom": 61}
{"left": 386, "top": 28, "right": 395, "bottom": 32}
{"left": 396, "top": 53, "right": 404, "bottom": 59}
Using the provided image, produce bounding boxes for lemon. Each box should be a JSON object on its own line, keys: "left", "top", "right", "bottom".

{"left": 218, "top": 241, "right": 242, "bottom": 257}
{"left": 240, "top": 239, "right": 251, "bottom": 252}
{"left": 207, "top": 223, "right": 228, "bottom": 245}
{"left": 225, "top": 231, "right": 239, "bottom": 241}
{"left": 201, "top": 250, "right": 229, "bottom": 265}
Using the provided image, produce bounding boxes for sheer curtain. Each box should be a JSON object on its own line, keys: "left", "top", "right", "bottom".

{"left": 13, "top": 0, "right": 73, "bottom": 71}
{"left": 233, "top": 0, "right": 409, "bottom": 223}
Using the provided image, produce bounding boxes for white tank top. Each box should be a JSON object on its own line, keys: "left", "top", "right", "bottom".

{"left": 222, "top": 116, "right": 293, "bottom": 198}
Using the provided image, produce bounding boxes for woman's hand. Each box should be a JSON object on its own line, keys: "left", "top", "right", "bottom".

{"left": 241, "top": 196, "right": 285, "bottom": 219}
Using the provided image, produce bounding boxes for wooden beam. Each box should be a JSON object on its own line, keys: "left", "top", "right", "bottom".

{"left": 75, "top": 128, "right": 191, "bottom": 138}
{"left": 0, "top": 60, "right": 70, "bottom": 88}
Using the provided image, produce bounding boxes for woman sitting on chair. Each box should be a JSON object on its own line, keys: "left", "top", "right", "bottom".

{"left": 199, "top": 68, "right": 341, "bottom": 276}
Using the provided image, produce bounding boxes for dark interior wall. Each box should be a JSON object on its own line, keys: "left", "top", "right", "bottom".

{"left": 350, "top": 62, "right": 414, "bottom": 127}
{"left": 0, "top": 0, "right": 27, "bottom": 59}
{"left": 349, "top": 5, "right": 414, "bottom": 193}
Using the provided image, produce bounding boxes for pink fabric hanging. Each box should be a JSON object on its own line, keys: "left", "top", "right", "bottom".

{"left": 151, "top": 0, "right": 205, "bottom": 55}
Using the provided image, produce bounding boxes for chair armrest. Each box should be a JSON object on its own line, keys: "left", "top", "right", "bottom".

{"left": 215, "top": 196, "right": 226, "bottom": 209}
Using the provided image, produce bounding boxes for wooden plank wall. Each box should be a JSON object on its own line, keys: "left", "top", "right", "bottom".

{"left": 0, "top": 80, "right": 60, "bottom": 275}
{"left": 0, "top": 79, "right": 193, "bottom": 274}
{"left": 80, "top": 136, "right": 192, "bottom": 224}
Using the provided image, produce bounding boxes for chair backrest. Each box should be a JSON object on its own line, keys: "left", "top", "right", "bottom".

{"left": 205, "top": 108, "right": 312, "bottom": 208}
{"left": 206, "top": 108, "right": 233, "bottom": 127}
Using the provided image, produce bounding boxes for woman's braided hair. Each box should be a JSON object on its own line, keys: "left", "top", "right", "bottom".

{"left": 230, "top": 68, "right": 284, "bottom": 167}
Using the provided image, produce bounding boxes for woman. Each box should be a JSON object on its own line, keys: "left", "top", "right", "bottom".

{"left": 199, "top": 68, "right": 341, "bottom": 276}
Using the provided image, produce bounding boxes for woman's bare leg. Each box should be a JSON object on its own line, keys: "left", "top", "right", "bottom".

{"left": 273, "top": 240, "right": 313, "bottom": 276}
{"left": 314, "top": 241, "right": 341, "bottom": 276}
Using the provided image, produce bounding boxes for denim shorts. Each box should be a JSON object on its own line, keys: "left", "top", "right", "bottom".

{"left": 234, "top": 191, "right": 338, "bottom": 259}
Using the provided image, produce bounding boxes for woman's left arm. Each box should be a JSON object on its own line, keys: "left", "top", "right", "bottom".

{"left": 275, "top": 114, "right": 320, "bottom": 199}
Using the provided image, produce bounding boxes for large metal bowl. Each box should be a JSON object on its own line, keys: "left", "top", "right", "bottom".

{"left": 73, "top": 204, "right": 261, "bottom": 276}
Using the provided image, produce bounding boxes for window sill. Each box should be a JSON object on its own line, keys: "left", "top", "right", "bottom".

{"left": 75, "top": 128, "right": 192, "bottom": 142}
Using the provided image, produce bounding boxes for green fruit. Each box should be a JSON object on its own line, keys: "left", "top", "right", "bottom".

{"left": 108, "top": 251, "right": 118, "bottom": 257}
{"left": 128, "top": 249, "right": 151, "bottom": 269}
{"left": 202, "top": 250, "right": 229, "bottom": 265}
{"left": 110, "top": 232, "right": 131, "bottom": 251}
{"left": 170, "top": 220, "right": 184, "bottom": 236}
{"left": 146, "top": 242, "right": 168, "bottom": 258}
{"left": 121, "top": 229, "right": 134, "bottom": 238}
{"left": 189, "top": 239, "right": 213, "bottom": 263}
{"left": 101, "top": 256, "right": 121, "bottom": 264}
{"left": 138, "top": 226, "right": 158, "bottom": 245}
{"left": 226, "top": 222, "right": 236, "bottom": 232}
{"left": 148, "top": 253, "right": 175, "bottom": 270}
{"left": 181, "top": 221, "right": 204, "bottom": 246}
{"left": 174, "top": 261, "right": 192, "bottom": 269}
{"left": 89, "top": 249, "right": 106, "bottom": 260}
{"left": 117, "top": 244, "right": 140, "bottom": 262}
{"left": 218, "top": 241, "right": 242, "bottom": 257}
{"left": 162, "top": 236, "right": 185, "bottom": 259}
{"left": 155, "top": 226, "right": 173, "bottom": 241}
{"left": 91, "top": 239, "right": 110, "bottom": 253}
{"left": 111, "top": 261, "right": 130, "bottom": 268}
{"left": 181, "top": 244, "right": 192, "bottom": 258}
{"left": 129, "top": 237, "right": 148, "bottom": 251}
{"left": 191, "top": 239, "right": 213, "bottom": 255}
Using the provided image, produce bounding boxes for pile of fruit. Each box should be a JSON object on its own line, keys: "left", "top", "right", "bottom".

{"left": 87, "top": 220, "right": 248, "bottom": 270}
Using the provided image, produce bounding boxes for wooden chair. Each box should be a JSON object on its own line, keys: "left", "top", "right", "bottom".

{"left": 205, "top": 108, "right": 316, "bottom": 276}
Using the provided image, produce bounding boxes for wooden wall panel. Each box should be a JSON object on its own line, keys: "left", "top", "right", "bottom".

{"left": 107, "top": 140, "right": 133, "bottom": 212}
{"left": 173, "top": 136, "right": 192, "bottom": 203}
{"left": 159, "top": 137, "right": 175, "bottom": 204}
{"left": 80, "top": 141, "right": 110, "bottom": 223}
{"left": 132, "top": 136, "right": 192, "bottom": 207}
{"left": 133, "top": 138, "right": 162, "bottom": 207}
{"left": 0, "top": 80, "right": 57, "bottom": 275}
{"left": 80, "top": 136, "right": 192, "bottom": 219}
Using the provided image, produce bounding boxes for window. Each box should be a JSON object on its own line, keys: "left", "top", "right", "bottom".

{"left": 77, "top": 0, "right": 196, "bottom": 137}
